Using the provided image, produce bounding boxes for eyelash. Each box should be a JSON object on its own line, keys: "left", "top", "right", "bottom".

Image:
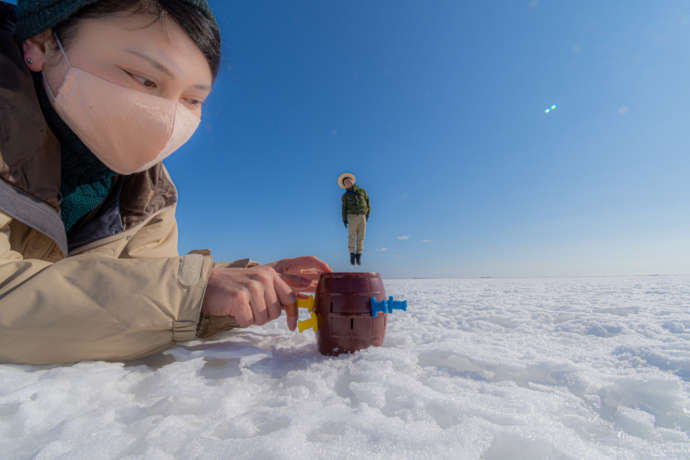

{"left": 123, "top": 69, "right": 206, "bottom": 107}
{"left": 124, "top": 69, "right": 157, "bottom": 89}
{"left": 187, "top": 99, "right": 205, "bottom": 107}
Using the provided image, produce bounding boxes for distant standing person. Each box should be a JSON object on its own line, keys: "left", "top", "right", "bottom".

{"left": 339, "top": 173, "right": 370, "bottom": 265}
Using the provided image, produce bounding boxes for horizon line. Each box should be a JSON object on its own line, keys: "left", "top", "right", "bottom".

{"left": 379, "top": 273, "right": 690, "bottom": 280}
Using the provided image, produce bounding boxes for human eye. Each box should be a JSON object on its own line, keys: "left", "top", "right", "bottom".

{"left": 184, "top": 97, "right": 206, "bottom": 109}
{"left": 123, "top": 69, "right": 157, "bottom": 89}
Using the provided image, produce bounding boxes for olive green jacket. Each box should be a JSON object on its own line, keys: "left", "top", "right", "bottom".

{"left": 341, "top": 185, "right": 370, "bottom": 224}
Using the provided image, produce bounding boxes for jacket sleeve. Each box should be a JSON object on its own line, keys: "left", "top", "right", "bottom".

{"left": 342, "top": 194, "right": 347, "bottom": 224}
{"left": 365, "top": 190, "right": 371, "bottom": 219}
{"left": 0, "top": 210, "right": 214, "bottom": 365}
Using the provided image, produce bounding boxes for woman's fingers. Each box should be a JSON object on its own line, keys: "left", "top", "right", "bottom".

{"left": 284, "top": 301, "right": 298, "bottom": 331}
{"left": 297, "top": 273, "right": 322, "bottom": 283}
{"left": 272, "top": 271, "right": 298, "bottom": 330}
{"left": 279, "top": 273, "right": 314, "bottom": 290}
{"left": 273, "top": 271, "right": 297, "bottom": 306}
{"left": 275, "top": 256, "right": 332, "bottom": 276}
{"left": 250, "top": 267, "right": 281, "bottom": 322}
{"left": 264, "top": 281, "right": 281, "bottom": 322}
{"left": 285, "top": 256, "right": 331, "bottom": 273}
{"left": 246, "top": 279, "right": 267, "bottom": 325}
{"left": 306, "top": 257, "right": 332, "bottom": 274}
{"left": 227, "top": 282, "right": 253, "bottom": 327}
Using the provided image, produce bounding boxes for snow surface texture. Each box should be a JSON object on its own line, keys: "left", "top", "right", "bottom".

{"left": 1, "top": 276, "right": 689, "bottom": 459}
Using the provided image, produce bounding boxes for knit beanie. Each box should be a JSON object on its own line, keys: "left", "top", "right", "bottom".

{"left": 14, "top": 0, "right": 217, "bottom": 42}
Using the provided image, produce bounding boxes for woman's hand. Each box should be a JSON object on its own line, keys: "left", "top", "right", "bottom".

{"left": 202, "top": 266, "right": 296, "bottom": 329}
{"left": 201, "top": 256, "right": 331, "bottom": 331}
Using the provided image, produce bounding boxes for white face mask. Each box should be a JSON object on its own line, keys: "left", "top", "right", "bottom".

{"left": 43, "top": 34, "right": 201, "bottom": 175}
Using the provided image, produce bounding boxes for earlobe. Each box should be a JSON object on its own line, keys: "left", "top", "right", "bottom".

{"left": 22, "top": 52, "right": 44, "bottom": 72}
{"left": 21, "top": 31, "right": 53, "bottom": 72}
{"left": 22, "top": 42, "right": 42, "bottom": 71}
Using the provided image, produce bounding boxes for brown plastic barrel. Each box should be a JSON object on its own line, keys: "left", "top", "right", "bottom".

{"left": 314, "top": 272, "right": 387, "bottom": 356}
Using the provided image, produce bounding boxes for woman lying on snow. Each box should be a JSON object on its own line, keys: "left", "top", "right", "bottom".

{"left": 0, "top": 0, "right": 331, "bottom": 364}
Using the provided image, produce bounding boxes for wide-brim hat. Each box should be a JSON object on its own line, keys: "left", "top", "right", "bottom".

{"left": 337, "top": 172, "right": 356, "bottom": 189}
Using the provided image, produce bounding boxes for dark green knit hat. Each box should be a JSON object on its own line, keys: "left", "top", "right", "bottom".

{"left": 15, "top": 0, "right": 217, "bottom": 42}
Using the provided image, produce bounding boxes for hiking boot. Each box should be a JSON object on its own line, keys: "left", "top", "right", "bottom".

{"left": 350, "top": 253, "right": 356, "bottom": 265}
{"left": 355, "top": 253, "right": 362, "bottom": 265}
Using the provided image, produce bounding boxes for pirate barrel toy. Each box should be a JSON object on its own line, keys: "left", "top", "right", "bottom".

{"left": 297, "top": 272, "right": 407, "bottom": 356}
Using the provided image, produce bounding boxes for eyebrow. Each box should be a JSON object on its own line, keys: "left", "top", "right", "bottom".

{"left": 124, "top": 48, "right": 211, "bottom": 91}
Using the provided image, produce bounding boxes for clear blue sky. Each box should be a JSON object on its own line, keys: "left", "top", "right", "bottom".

{"left": 14, "top": 0, "right": 690, "bottom": 278}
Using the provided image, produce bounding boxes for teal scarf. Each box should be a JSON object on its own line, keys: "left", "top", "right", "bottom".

{"left": 33, "top": 72, "right": 116, "bottom": 233}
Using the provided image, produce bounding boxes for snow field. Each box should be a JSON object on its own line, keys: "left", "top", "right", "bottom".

{"left": 0, "top": 276, "right": 688, "bottom": 459}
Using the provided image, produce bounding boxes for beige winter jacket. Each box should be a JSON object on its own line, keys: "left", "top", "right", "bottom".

{"left": 0, "top": 5, "right": 247, "bottom": 365}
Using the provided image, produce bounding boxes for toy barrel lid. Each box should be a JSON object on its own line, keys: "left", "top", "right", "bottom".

{"left": 316, "top": 272, "right": 385, "bottom": 315}
{"left": 317, "top": 272, "right": 384, "bottom": 294}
